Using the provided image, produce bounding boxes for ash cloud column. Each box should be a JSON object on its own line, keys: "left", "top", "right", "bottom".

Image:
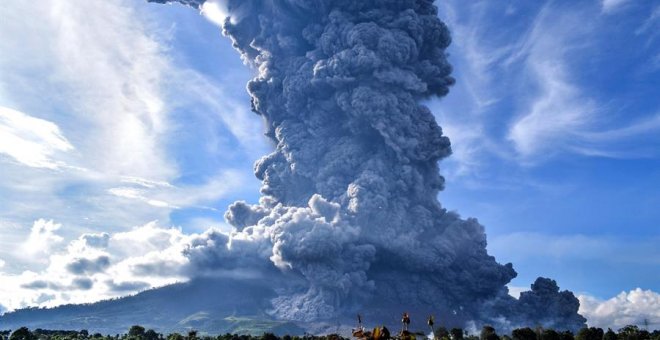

{"left": 149, "top": 0, "right": 586, "bottom": 331}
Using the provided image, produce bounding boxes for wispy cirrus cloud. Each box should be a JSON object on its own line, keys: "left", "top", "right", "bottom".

{"left": 433, "top": 1, "right": 660, "bottom": 174}
{"left": 601, "top": 0, "right": 632, "bottom": 14}
{"left": 0, "top": 107, "right": 74, "bottom": 169}
{"left": 431, "top": 1, "right": 516, "bottom": 178}
{"left": 0, "top": 0, "right": 180, "bottom": 235}
{"left": 108, "top": 169, "right": 249, "bottom": 210}
{"left": 505, "top": 6, "right": 599, "bottom": 161}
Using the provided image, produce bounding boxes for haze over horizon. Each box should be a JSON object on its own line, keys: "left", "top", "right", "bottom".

{"left": 0, "top": 0, "right": 658, "bottom": 331}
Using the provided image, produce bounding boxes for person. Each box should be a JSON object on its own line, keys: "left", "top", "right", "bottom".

{"left": 402, "top": 312, "right": 411, "bottom": 332}
{"left": 428, "top": 315, "right": 436, "bottom": 340}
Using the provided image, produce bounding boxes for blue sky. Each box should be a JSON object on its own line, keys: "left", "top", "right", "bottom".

{"left": 0, "top": 0, "right": 658, "bottom": 329}
{"left": 431, "top": 0, "right": 660, "bottom": 300}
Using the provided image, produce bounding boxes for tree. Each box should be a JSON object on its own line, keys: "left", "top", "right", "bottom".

{"left": 10, "top": 328, "right": 34, "bottom": 340}
{"left": 145, "top": 330, "right": 159, "bottom": 340}
{"left": 436, "top": 327, "right": 450, "bottom": 340}
{"left": 512, "top": 328, "right": 537, "bottom": 340}
{"left": 451, "top": 328, "right": 464, "bottom": 340}
{"left": 576, "top": 328, "right": 603, "bottom": 340}
{"left": 619, "top": 326, "right": 641, "bottom": 340}
{"left": 481, "top": 326, "right": 499, "bottom": 340}
{"left": 639, "top": 331, "right": 651, "bottom": 340}
{"left": 167, "top": 333, "right": 184, "bottom": 340}
{"left": 542, "top": 329, "right": 560, "bottom": 340}
{"left": 128, "top": 326, "right": 146, "bottom": 339}
{"left": 649, "top": 330, "right": 660, "bottom": 340}
{"left": 559, "top": 331, "right": 574, "bottom": 340}
{"left": 603, "top": 329, "right": 616, "bottom": 340}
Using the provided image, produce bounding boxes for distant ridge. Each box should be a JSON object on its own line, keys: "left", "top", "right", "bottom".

{"left": 0, "top": 278, "right": 303, "bottom": 335}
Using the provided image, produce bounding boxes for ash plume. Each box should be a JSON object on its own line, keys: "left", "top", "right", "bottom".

{"left": 149, "top": 0, "right": 586, "bottom": 331}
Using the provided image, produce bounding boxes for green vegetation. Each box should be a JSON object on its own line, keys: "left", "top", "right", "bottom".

{"left": 0, "top": 325, "right": 658, "bottom": 340}
{"left": 464, "top": 326, "right": 659, "bottom": 340}
{"left": 0, "top": 328, "right": 347, "bottom": 340}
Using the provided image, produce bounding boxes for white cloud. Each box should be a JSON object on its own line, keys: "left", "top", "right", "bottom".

{"left": 601, "top": 0, "right": 631, "bottom": 14}
{"left": 507, "top": 285, "right": 526, "bottom": 299}
{"left": 502, "top": 4, "right": 660, "bottom": 163}
{"left": 433, "top": 1, "right": 660, "bottom": 171}
{"left": 120, "top": 176, "right": 174, "bottom": 189}
{"left": 0, "top": 221, "right": 195, "bottom": 312}
{"left": 0, "top": 106, "right": 74, "bottom": 169}
{"left": 0, "top": 0, "right": 179, "bottom": 238}
{"left": 430, "top": 2, "right": 520, "bottom": 177}
{"left": 582, "top": 114, "right": 660, "bottom": 142}
{"left": 111, "top": 221, "right": 186, "bottom": 256}
{"left": 635, "top": 5, "right": 660, "bottom": 36}
{"left": 0, "top": 259, "right": 5, "bottom": 269}
{"left": 433, "top": 2, "right": 601, "bottom": 171}
{"left": 108, "top": 187, "right": 174, "bottom": 208}
{"left": 108, "top": 169, "right": 249, "bottom": 209}
{"left": 507, "top": 283, "right": 660, "bottom": 329}
{"left": 46, "top": 1, "right": 175, "bottom": 180}
{"left": 507, "top": 71, "right": 596, "bottom": 159}
{"left": 22, "top": 219, "right": 64, "bottom": 258}
{"left": 504, "top": 6, "right": 599, "bottom": 162}
{"left": 0, "top": 0, "right": 267, "bottom": 313}
{"left": 201, "top": 0, "right": 229, "bottom": 26}
{"left": 178, "top": 71, "right": 269, "bottom": 156}
{"left": 505, "top": 283, "right": 660, "bottom": 329}
{"left": 579, "top": 288, "right": 660, "bottom": 329}
{"left": 0, "top": 0, "right": 179, "bottom": 179}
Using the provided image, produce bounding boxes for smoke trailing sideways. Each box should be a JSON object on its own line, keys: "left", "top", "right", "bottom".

{"left": 149, "top": 0, "right": 587, "bottom": 331}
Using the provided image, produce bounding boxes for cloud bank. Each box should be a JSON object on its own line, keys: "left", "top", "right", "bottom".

{"left": 579, "top": 289, "right": 660, "bottom": 329}
{"left": 1, "top": 221, "right": 190, "bottom": 311}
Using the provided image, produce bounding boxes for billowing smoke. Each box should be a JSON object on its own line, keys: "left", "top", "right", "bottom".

{"left": 149, "top": 0, "right": 586, "bottom": 331}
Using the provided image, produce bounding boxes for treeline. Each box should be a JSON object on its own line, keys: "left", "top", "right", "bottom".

{"left": 0, "top": 327, "right": 344, "bottom": 340}
{"left": 1, "top": 325, "right": 658, "bottom": 340}
{"left": 472, "top": 325, "right": 660, "bottom": 340}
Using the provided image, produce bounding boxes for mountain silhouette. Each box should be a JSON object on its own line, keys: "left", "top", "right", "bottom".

{"left": 0, "top": 278, "right": 304, "bottom": 335}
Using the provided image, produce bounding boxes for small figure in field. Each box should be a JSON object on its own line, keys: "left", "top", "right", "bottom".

{"left": 428, "top": 315, "right": 435, "bottom": 340}
{"left": 402, "top": 312, "right": 411, "bottom": 332}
